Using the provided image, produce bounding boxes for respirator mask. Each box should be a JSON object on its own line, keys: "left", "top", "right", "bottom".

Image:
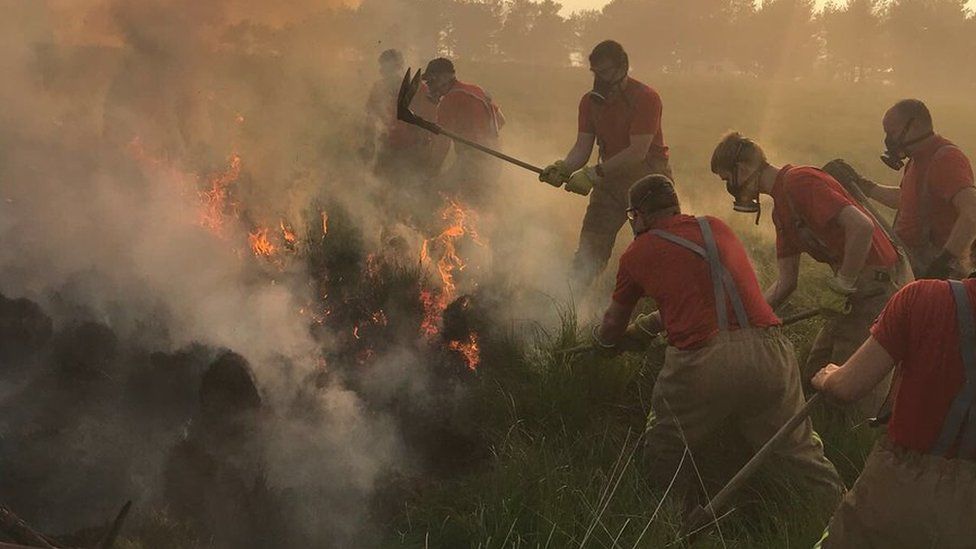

{"left": 725, "top": 141, "right": 762, "bottom": 223}
{"left": 589, "top": 54, "right": 629, "bottom": 105}
{"left": 881, "top": 117, "right": 933, "bottom": 171}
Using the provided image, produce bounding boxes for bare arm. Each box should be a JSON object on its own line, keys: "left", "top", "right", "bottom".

{"left": 942, "top": 187, "right": 976, "bottom": 258}
{"left": 764, "top": 255, "right": 800, "bottom": 310}
{"left": 835, "top": 205, "right": 876, "bottom": 280}
{"left": 598, "top": 134, "right": 655, "bottom": 178}
{"left": 867, "top": 184, "right": 901, "bottom": 209}
{"left": 597, "top": 299, "right": 637, "bottom": 345}
{"left": 811, "top": 336, "right": 896, "bottom": 403}
{"left": 563, "top": 132, "right": 596, "bottom": 172}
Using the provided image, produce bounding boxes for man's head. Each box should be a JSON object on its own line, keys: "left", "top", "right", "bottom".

{"left": 588, "top": 40, "right": 629, "bottom": 102}
{"left": 422, "top": 57, "right": 456, "bottom": 100}
{"left": 710, "top": 131, "right": 767, "bottom": 214}
{"left": 881, "top": 99, "right": 935, "bottom": 169}
{"left": 627, "top": 174, "right": 680, "bottom": 236}
{"left": 378, "top": 49, "right": 404, "bottom": 80}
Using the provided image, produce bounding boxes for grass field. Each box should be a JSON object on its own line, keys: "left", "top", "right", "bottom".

{"left": 378, "top": 64, "right": 976, "bottom": 548}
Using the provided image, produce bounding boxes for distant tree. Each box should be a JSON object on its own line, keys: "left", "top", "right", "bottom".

{"left": 442, "top": 0, "right": 504, "bottom": 61}
{"left": 749, "top": 0, "right": 818, "bottom": 78}
{"left": 886, "top": 0, "right": 969, "bottom": 85}
{"left": 496, "top": 0, "right": 571, "bottom": 65}
{"left": 819, "top": 0, "right": 885, "bottom": 82}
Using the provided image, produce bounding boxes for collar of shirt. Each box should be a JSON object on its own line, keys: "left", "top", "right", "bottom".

{"left": 909, "top": 133, "right": 947, "bottom": 163}
{"left": 645, "top": 213, "right": 692, "bottom": 232}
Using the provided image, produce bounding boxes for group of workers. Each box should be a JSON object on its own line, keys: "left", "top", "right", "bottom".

{"left": 361, "top": 40, "right": 976, "bottom": 547}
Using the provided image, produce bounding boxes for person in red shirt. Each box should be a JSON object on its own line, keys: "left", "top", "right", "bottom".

{"left": 594, "top": 174, "right": 842, "bottom": 509}
{"left": 851, "top": 99, "right": 976, "bottom": 279}
{"left": 361, "top": 49, "right": 436, "bottom": 179}
{"left": 812, "top": 277, "right": 976, "bottom": 547}
{"left": 710, "top": 132, "right": 905, "bottom": 420}
{"left": 422, "top": 57, "right": 505, "bottom": 207}
{"left": 539, "top": 40, "right": 671, "bottom": 290}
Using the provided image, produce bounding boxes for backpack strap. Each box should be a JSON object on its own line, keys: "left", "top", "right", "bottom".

{"left": 931, "top": 280, "right": 976, "bottom": 457}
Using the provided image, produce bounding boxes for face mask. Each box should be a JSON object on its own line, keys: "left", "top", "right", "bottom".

{"left": 724, "top": 142, "right": 761, "bottom": 223}
{"left": 588, "top": 57, "right": 628, "bottom": 105}
{"left": 881, "top": 118, "right": 934, "bottom": 171}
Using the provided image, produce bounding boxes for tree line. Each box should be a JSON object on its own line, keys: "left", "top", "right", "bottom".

{"left": 342, "top": 0, "right": 976, "bottom": 85}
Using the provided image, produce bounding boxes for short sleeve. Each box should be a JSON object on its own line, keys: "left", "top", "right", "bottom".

{"left": 578, "top": 95, "right": 595, "bottom": 134}
{"left": 629, "top": 88, "right": 661, "bottom": 136}
{"left": 928, "top": 149, "right": 975, "bottom": 202}
{"left": 611, "top": 251, "right": 644, "bottom": 307}
{"left": 788, "top": 176, "right": 852, "bottom": 229}
{"left": 436, "top": 94, "right": 462, "bottom": 133}
{"left": 870, "top": 282, "right": 918, "bottom": 364}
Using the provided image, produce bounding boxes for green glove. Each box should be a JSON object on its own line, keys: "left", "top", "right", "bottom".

{"left": 565, "top": 166, "right": 600, "bottom": 196}
{"left": 818, "top": 274, "right": 857, "bottom": 315}
{"left": 539, "top": 160, "right": 572, "bottom": 187}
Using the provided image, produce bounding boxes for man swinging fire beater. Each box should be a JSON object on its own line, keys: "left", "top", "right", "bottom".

{"left": 539, "top": 40, "right": 671, "bottom": 291}
{"left": 812, "top": 274, "right": 976, "bottom": 548}
{"left": 710, "top": 132, "right": 904, "bottom": 421}
{"left": 847, "top": 99, "right": 976, "bottom": 279}
{"left": 592, "top": 174, "right": 843, "bottom": 511}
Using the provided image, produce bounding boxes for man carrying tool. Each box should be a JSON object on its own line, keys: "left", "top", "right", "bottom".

{"left": 594, "top": 174, "right": 843, "bottom": 512}
{"left": 812, "top": 276, "right": 976, "bottom": 547}
{"left": 842, "top": 99, "right": 976, "bottom": 278}
{"left": 422, "top": 57, "right": 505, "bottom": 207}
{"left": 710, "top": 132, "right": 902, "bottom": 420}
{"left": 539, "top": 40, "right": 671, "bottom": 290}
{"left": 361, "top": 49, "right": 436, "bottom": 179}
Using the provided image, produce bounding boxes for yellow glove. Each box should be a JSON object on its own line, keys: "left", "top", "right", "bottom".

{"left": 565, "top": 166, "right": 600, "bottom": 196}
{"left": 818, "top": 274, "right": 857, "bottom": 315}
{"left": 539, "top": 160, "right": 572, "bottom": 187}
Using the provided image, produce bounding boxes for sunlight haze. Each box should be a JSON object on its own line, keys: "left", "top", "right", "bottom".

{"left": 559, "top": 0, "right": 976, "bottom": 15}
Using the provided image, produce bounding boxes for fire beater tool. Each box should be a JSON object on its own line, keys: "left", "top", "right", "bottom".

{"left": 680, "top": 392, "right": 826, "bottom": 539}
{"left": 396, "top": 69, "right": 544, "bottom": 175}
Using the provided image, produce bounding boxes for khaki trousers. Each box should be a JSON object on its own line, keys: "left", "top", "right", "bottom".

{"left": 803, "top": 273, "right": 900, "bottom": 420}
{"left": 571, "top": 157, "right": 672, "bottom": 289}
{"left": 820, "top": 437, "right": 976, "bottom": 549}
{"left": 642, "top": 328, "right": 844, "bottom": 506}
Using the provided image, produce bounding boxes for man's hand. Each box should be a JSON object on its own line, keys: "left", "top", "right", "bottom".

{"left": 817, "top": 274, "right": 857, "bottom": 315}
{"left": 922, "top": 250, "right": 955, "bottom": 279}
{"left": 822, "top": 158, "right": 877, "bottom": 197}
{"left": 565, "top": 166, "right": 601, "bottom": 196}
{"left": 811, "top": 363, "right": 842, "bottom": 392}
{"left": 539, "top": 160, "right": 572, "bottom": 187}
{"left": 590, "top": 323, "right": 622, "bottom": 358}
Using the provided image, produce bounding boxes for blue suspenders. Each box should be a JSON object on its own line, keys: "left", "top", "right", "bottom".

{"left": 932, "top": 280, "right": 976, "bottom": 457}
{"left": 648, "top": 217, "right": 751, "bottom": 331}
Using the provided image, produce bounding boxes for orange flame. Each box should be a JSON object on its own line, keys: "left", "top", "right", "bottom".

{"left": 449, "top": 333, "right": 481, "bottom": 371}
{"left": 199, "top": 154, "right": 242, "bottom": 236}
{"left": 321, "top": 211, "right": 329, "bottom": 235}
{"left": 248, "top": 227, "right": 277, "bottom": 257}
{"left": 280, "top": 220, "right": 298, "bottom": 244}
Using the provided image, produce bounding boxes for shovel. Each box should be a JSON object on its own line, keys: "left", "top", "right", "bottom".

{"left": 397, "top": 69, "right": 544, "bottom": 175}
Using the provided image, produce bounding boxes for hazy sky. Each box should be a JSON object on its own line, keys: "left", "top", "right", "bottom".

{"left": 558, "top": 0, "right": 976, "bottom": 15}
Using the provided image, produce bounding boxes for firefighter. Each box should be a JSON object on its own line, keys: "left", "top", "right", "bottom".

{"left": 812, "top": 277, "right": 976, "bottom": 548}
{"left": 593, "top": 174, "right": 843, "bottom": 511}
{"left": 360, "top": 48, "right": 436, "bottom": 180}
{"left": 422, "top": 57, "right": 505, "bottom": 207}
{"left": 710, "top": 132, "right": 902, "bottom": 420}
{"left": 850, "top": 99, "right": 976, "bottom": 278}
{"left": 539, "top": 40, "right": 672, "bottom": 290}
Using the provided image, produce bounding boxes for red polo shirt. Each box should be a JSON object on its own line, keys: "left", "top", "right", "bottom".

{"left": 578, "top": 77, "right": 668, "bottom": 163}
{"left": 894, "top": 135, "right": 974, "bottom": 251}
{"left": 612, "top": 214, "right": 780, "bottom": 350}
{"left": 770, "top": 165, "right": 898, "bottom": 268}
{"left": 871, "top": 278, "right": 973, "bottom": 454}
{"left": 436, "top": 80, "right": 502, "bottom": 145}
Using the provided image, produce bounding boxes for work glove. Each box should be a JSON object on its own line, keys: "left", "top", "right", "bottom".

{"left": 621, "top": 313, "right": 661, "bottom": 350}
{"left": 818, "top": 274, "right": 857, "bottom": 315}
{"left": 539, "top": 160, "right": 572, "bottom": 187}
{"left": 822, "top": 158, "right": 877, "bottom": 198}
{"left": 565, "top": 166, "right": 601, "bottom": 196}
{"left": 922, "top": 250, "right": 955, "bottom": 280}
{"left": 589, "top": 323, "right": 623, "bottom": 358}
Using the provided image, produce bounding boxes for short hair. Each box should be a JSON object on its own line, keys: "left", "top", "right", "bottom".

{"left": 423, "top": 57, "right": 455, "bottom": 78}
{"left": 378, "top": 48, "right": 404, "bottom": 66}
{"left": 710, "top": 131, "right": 766, "bottom": 175}
{"left": 629, "top": 174, "right": 680, "bottom": 215}
{"left": 589, "top": 40, "right": 628, "bottom": 67}
{"left": 889, "top": 99, "right": 933, "bottom": 130}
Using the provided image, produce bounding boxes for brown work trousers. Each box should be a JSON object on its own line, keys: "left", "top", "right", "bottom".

{"left": 642, "top": 328, "right": 844, "bottom": 508}
{"left": 803, "top": 272, "right": 901, "bottom": 421}
{"left": 819, "top": 437, "right": 976, "bottom": 549}
{"left": 571, "top": 156, "right": 672, "bottom": 289}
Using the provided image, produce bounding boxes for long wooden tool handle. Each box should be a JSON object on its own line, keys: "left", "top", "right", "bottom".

{"left": 437, "top": 127, "right": 544, "bottom": 174}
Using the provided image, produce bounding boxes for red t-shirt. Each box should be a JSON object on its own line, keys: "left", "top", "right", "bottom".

{"left": 894, "top": 135, "right": 974, "bottom": 251}
{"left": 577, "top": 77, "right": 668, "bottom": 163}
{"left": 366, "top": 79, "right": 435, "bottom": 149}
{"left": 871, "top": 278, "right": 973, "bottom": 454}
{"left": 612, "top": 214, "right": 780, "bottom": 350}
{"left": 436, "top": 80, "right": 502, "bottom": 145}
{"left": 770, "top": 165, "right": 898, "bottom": 268}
